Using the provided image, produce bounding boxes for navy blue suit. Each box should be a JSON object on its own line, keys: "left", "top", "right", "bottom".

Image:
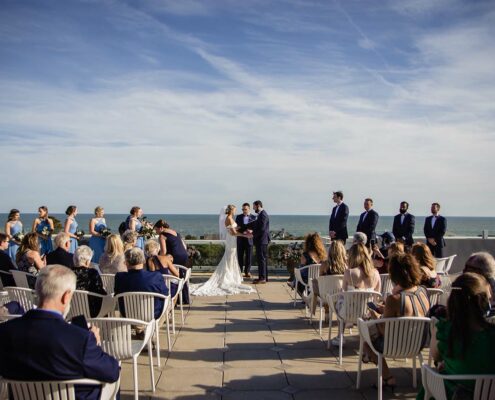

{"left": 423, "top": 215, "right": 447, "bottom": 257}
{"left": 329, "top": 202, "right": 349, "bottom": 243}
{"left": 46, "top": 247, "right": 75, "bottom": 269}
{"left": 247, "top": 210, "right": 270, "bottom": 281}
{"left": 0, "top": 249, "right": 17, "bottom": 286}
{"left": 235, "top": 214, "right": 256, "bottom": 275}
{"left": 392, "top": 213, "right": 415, "bottom": 246}
{"left": 114, "top": 269, "right": 169, "bottom": 319}
{"left": 356, "top": 209, "right": 379, "bottom": 245}
{"left": 0, "top": 309, "right": 119, "bottom": 400}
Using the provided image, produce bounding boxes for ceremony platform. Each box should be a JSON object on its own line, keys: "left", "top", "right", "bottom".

{"left": 119, "top": 274, "right": 421, "bottom": 399}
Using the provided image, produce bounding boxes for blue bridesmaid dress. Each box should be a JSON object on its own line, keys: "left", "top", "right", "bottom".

{"left": 126, "top": 216, "right": 144, "bottom": 250}
{"left": 67, "top": 218, "right": 78, "bottom": 254}
{"left": 89, "top": 218, "right": 106, "bottom": 263}
{"left": 8, "top": 221, "right": 23, "bottom": 263}
{"left": 36, "top": 219, "right": 53, "bottom": 256}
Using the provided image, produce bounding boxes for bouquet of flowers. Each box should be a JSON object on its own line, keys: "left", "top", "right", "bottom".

{"left": 139, "top": 216, "right": 155, "bottom": 240}
{"left": 100, "top": 227, "right": 112, "bottom": 238}
{"left": 279, "top": 242, "right": 303, "bottom": 263}
{"left": 75, "top": 230, "right": 85, "bottom": 240}
{"left": 187, "top": 245, "right": 201, "bottom": 261}
{"left": 41, "top": 226, "right": 52, "bottom": 237}
{"left": 12, "top": 232, "right": 24, "bottom": 243}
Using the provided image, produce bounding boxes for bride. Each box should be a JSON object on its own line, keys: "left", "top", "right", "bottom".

{"left": 190, "top": 205, "right": 255, "bottom": 296}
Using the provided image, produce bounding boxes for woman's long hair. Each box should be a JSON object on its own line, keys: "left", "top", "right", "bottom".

{"left": 303, "top": 232, "right": 327, "bottom": 262}
{"left": 327, "top": 240, "right": 347, "bottom": 275}
{"left": 104, "top": 234, "right": 124, "bottom": 261}
{"left": 8, "top": 209, "right": 19, "bottom": 221}
{"left": 16, "top": 232, "right": 39, "bottom": 264}
{"left": 411, "top": 242, "right": 435, "bottom": 271}
{"left": 348, "top": 243, "right": 373, "bottom": 277}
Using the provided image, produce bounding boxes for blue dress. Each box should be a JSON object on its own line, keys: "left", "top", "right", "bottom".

{"left": 67, "top": 218, "right": 78, "bottom": 254}
{"left": 8, "top": 221, "right": 23, "bottom": 263}
{"left": 36, "top": 219, "right": 53, "bottom": 256}
{"left": 126, "top": 216, "right": 144, "bottom": 250}
{"left": 162, "top": 232, "right": 189, "bottom": 304}
{"left": 89, "top": 218, "right": 106, "bottom": 263}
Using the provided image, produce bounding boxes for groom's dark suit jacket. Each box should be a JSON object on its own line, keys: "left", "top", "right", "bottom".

{"left": 247, "top": 210, "right": 270, "bottom": 245}
{"left": 392, "top": 212, "right": 415, "bottom": 246}
{"left": 329, "top": 202, "right": 349, "bottom": 242}
{"left": 235, "top": 214, "right": 256, "bottom": 246}
{"left": 356, "top": 209, "right": 379, "bottom": 244}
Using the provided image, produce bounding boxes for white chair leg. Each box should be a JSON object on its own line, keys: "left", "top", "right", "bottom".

{"left": 357, "top": 337, "right": 363, "bottom": 389}
{"left": 319, "top": 301, "right": 323, "bottom": 335}
{"left": 378, "top": 354, "right": 383, "bottom": 400}
{"left": 171, "top": 305, "right": 176, "bottom": 334}
{"left": 148, "top": 340, "right": 155, "bottom": 392}
{"left": 179, "top": 294, "right": 184, "bottom": 325}
{"left": 133, "top": 356, "right": 139, "bottom": 400}
{"left": 166, "top": 312, "right": 171, "bottom": 351}
{"left": 413, "top": 355, "right": 417, "bottom": 388}
{"left": 327, "top": 316, "right": 333, "bottom": 349}
{"left": 339, "top": 320, "right": 344, "bottom": 365}
{"left": 155, "top": 321, "right": 161, "bottom": 368}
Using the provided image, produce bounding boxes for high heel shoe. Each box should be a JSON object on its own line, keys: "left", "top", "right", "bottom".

{"left": 372, "top": 376, "right": 396, "bottom": 392}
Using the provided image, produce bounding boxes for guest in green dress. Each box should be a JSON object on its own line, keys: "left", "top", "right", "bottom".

{"left": 417, "top": 272, "right": 495, "bottom": 399}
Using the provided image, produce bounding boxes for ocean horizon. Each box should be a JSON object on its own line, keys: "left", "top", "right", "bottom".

{"left": 3, "top": 213, "right": 495, "bottom": 238}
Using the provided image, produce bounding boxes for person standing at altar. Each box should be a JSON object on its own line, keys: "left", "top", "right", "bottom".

{"left": 32, "top": 206, "right": 54, "bottom": 256}
{"left": 392, "top": 201, "right": 415, "bottom": 247}
{"left": 5, "top": 209, "right": 23, "bottom": 264}
{"left": 89, "top": 206, "right": 107, "bottom": 263}
{"left": 236, "top": 203, "right": 256, "bottom": 278}
{"left": 247, "top": 200, "right": 270, "bottom": 284}
{"left": 424, "top": 202, "right": 447, "bottom": 258}
{"left": 126, "top": 206, "right": 144, "bottom": 250}
{"left": 329, "top": 191, "right": 349, "bottom": 244}
{"left": 356, "top": 198, "right": 379, "bottom": 246}
{"left": 63, "top": 205, "right": 79, "bottom": 254}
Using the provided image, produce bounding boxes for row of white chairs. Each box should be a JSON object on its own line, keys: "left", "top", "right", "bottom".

{"left": 435, "top": 254, "right": 457, "bottom": 274}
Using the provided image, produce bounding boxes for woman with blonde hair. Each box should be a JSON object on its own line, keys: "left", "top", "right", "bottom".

{"left": 343, "top": 243, "right": 380, "bottom": 292}
{"left": 16, "top": 232, "right": 46, "bottom": 280}
{"left": 320, "top": 240, "right": 348, "bottom": 276}
{"left": 99, "top": 234, "right": 126, "bottom": 274}
{"left": 412, "top": 242, "right": 441, "bottom": 288}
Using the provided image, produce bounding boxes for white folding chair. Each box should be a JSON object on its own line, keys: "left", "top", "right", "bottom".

{"left": 5, "top": 287, "right": 36, "bottom": 311}
{"left": 89, "top": 317, "right": 153, "bottom": 400}
{"left": 444, "top": 254, "right": 457, "bottom": 274}
{"left": 114, "top": 292, "right": 171, "bottom": 367}
{"left": 1, "top": 377, "right": 120, "bottom": 400}
{"left": 66, "top": 290, "right": 115, "bottom": 320}
{"left": 0, "top": 291, "right": 9, "bottom": 307}
{"left": 0, "top": 314, "right": 21, "bottom": 323}
{"left": 11, "top": 270, "right": 36, "bottom": 288}
{"left": 293, "top": 264, "right": 321, "bottom": 307}
{"left": 357, "top": 317, "right": 431, "bottom": 400}
{"left": 100, "top": 274, "right": 115, "bottom": 294}
{"left": 327, "top": 290, "right": 382, "bottom": 364}
{"left": 426, "top": 288, "right": 444, "bottom": 306}
{"left": 379, "top": 274, "right": 394, "bottom": 299}
{"left": 162, "top": 274, "right": 185, "bottom": 334}
{"left": 434, "top": 257, "right": 449, "bottom": 273}
{"left": 312, "top": 274, "right": 343, "bottom": 335}
{"left": 174, "top": 264, "right": 191, "bottom": 315}
{"left": 421, "top": 364, "right": 495, "bottom": 400}
{"left": 0, "top": 270, "right": 14, "bottom": 290}
{"left": 438, "top": 275, "right": 452, "bottom": 305}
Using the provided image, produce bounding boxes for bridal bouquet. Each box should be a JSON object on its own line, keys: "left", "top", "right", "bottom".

{"left": 41, "top": 226, "right": 52, "bottom": 237}
{"left": 12, "top": 232, "right": 24, "bottom": 243}
{"left": 100, "top": 227, "right": 112, "bottom": 238}
{"left": 75, "top": 229, "right": 85, "bottom": 240}
{"left": 139, "top": 216, "right": 155, "bottom": 240}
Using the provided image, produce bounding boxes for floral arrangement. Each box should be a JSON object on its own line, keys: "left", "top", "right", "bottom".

{"left": 100, "top": 227, "right": 112, "bottom": 238}
{"left": 12, "top": 232, "right": 24, "bottom": 243}
{"left": 278, "top": 242, "right": 303, "bottom": 264}
{"left": 75, "top": 230, "right": 85, "bottom": 240}
{"left": 187, "top": 245, "right": 201, "bottom": 261}
{"left": 139, "top": 216, "right": 155, "bottom": 240}
{"left": 41, "top": 226, "right": 52, "bottom": 237}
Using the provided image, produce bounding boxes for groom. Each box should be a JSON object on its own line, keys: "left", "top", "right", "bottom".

{"left": 235, "top": 203, "right": 256, "bottom": 278}
{"left": 246, "top": 200, "right": 270, "bottom": 284}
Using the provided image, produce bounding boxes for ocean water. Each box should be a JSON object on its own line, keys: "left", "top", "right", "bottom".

{"left": 2, "top": 213, "right": 495, "bottom": 238}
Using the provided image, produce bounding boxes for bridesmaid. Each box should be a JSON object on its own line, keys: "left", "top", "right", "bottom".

{"left": 64, "top": 205, "right": 79, "bottom": 254}
{"left": 32, "top": 206, "right": 54, "bottom": 256}
{"left": 5, "top": 209, "right": 23, "bottom": 264}
{"left": 126, "top": 206, "right": 144, "bottom": 250}
{"left": 89, "top": 206, "right": 107, "bottom": 264}
{"left": 154, "top": 219, "right": 190, "bottom": 304}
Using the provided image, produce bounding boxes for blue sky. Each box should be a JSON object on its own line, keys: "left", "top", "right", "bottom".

{"left": 1, "top": 0, "right": 494, "bottom": 216}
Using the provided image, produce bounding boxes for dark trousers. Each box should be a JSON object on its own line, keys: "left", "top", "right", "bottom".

{"left": 255, "top": 243, "right": 268, "bottom": 281}
{"left": 427, "top": 242, "right": 444, "bottom": 258}
{"left": 237, "top": 240, "right": 252, "bottom": 275}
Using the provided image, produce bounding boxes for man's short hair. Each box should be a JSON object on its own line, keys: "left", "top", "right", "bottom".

{"left": 401, "top": 201, "right": 409, "bottom": 208}
{"left": 353, "top": 232, "right": 367, "bottom": 244}
{"left": 0, "top": 233, "right": 7, "bottom": 242}
{"left": 54, "top": 232, "right": 70, "bottom": 249}
{"left": 253, "top": 200, "right": 263, "bottom": 208}
{"left": 242, "top": 203, "right": 250, "bottom": 208}
{"left": 465, "top": 252, "right": 495, "bottom": 279}
{"left": 432, "top": 202, "right": 441, "bottom": 209}
{"left": 333, "top": 191, "right": 344, "bottom": 200}
{"left": 365, "top": 198, "right": 373, "bottom": 204}
{"left": 73, "top": 245, "right": 94, "bottom": 267}
{"left": 35, "top": 264, "right": 76, "bottom": 305}
{"left": 125, "top": 247, "right": 145, "bottom": 267}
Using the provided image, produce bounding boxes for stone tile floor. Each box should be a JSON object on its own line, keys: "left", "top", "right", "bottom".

{"left": 119, "top": 274, "right": 423, "bottom": 399}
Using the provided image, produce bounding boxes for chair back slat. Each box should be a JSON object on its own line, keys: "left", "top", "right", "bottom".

{"left": 382, "top": 318, "right": 430, "bottom": 358}
{"left": 434, "top": 257, "right": 449, "bottom": 273}
{"left": 11, "top": 271, "right": 34, "bottom": 289}
{"left": 115, "top": 292, "right": 155, "bottom": 322}
{"left": 445, "top": 255, "right": 457, "bottom": 274}
{"left": 100, "top": 274, "right": 115, "bottom": 294}
{"left": 426, "top": 288, "right": 444, "bottom": 306}
{"left": 307, "top": 264, "right": 321, "bottom": 281}
{"left": 379, "top": 274, "right": 393, "bottom": 298}
{"left": 90, "top": 318, "right": 134, "bottom": 360}
{"left": 67, "top": 291, "right": 92, "bottom": 320}
{"left": 338, "top": 291, "right": 380, "bottom": 323}
{"left": 6, "top": 287, "right": 36, "bottom": 311}
{"left": 316, "top": 275, "right": 343, "bottom": 300}
{"left": 3, "top": 379, "right": 106, "bottom": 400}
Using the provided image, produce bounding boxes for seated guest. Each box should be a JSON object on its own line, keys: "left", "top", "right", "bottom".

{"left": 364, "top": 253, "right": 430, "bottom": 389}
{"left": 295, "top": 233, "right": 327, "bottom": 295}
{"left": 0, "top": 233, "right": 17, "bottom": 286}
{"left": 372, "top": 233, "right": 403, "bottom": 274}
{"left": 463, "top": 252, "right": 495, "bottom": 302}
{"left": 320, "top": 240, "right": 348, "bottom": 276}
{"left": 343, "top": 243, "right": 381, "bottom": 292}
{"left": 46, "top": 232, "right": 75, "bottom": 269}
{"left": 16, "top": 232, "right": 46, "bottom": 281}
{"left": 73, "top": 246, "right": 106, "bottom": 317}
{"left": 144, "top": 240, "right": 180, "bottom": 300}
{"left": 352, "top": 232, "right": 367, "bottom": 246}
{"left": 99, "top": 234, "right": 126, "bottom": 274}
{"left": 412, "top": 242, "right": 441, "bottom": 288}
{"left": 122, "top": 230, "right": 138, "bottom": 252}
{"left": 0, "top": 301, "right": 24, "bottom": 318}
{"left": 114, "top": 248, "right": 169, "bottom": 320}
{"left": 418, "top": 273, "right": 495, "bottom": 399}
{"left": 0, "top": 265, "right": 119, "bottom": 399}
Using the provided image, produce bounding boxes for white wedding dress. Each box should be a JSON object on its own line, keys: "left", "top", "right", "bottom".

{"left": 190, "top": 222, "right": 254, "bottom": 296}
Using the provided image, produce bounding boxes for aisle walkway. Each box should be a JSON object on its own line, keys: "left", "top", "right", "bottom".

{"left": 119, "top": 276, "right": 420, "bottom": 399}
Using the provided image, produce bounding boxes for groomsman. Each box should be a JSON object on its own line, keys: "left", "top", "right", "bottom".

{"left": 328, "top": 191, "right": 349, "bottom": 244}
{"left": 424, "top": 202, "right": 447, "bottom": 257}
{"left": 392, "top": 201, "right": 415, "bottom": 246}
{"left": 235, "top": 203, "right": 256, "bottom": 278}
{"left": 356, "top": 198, "right": 379, "bottom": 246}
{"left": 247, "top": 200, "right": 270, "bottom": 284}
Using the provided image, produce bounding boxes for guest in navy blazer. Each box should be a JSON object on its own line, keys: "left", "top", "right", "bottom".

{"left": 114, "top": 247, "right": 169, "bottom": 319}
{"left": 235, "top": 203, "right": 256, "bottom": 277}
{"left": 0, "top": 233, "right": 17, "bottom": 286}
{"left": 0, "top": 265, "right": 120, "bottom": 400}
{"left": 328, "top": 191, "right": 349, "bottom": 244}
{"left": 356, "top": 198, "right": 379, "bottom": 246}
{"left": 392, "top": 201, "right": 415, "bottom": 247}
{"left": 46, "top": 232, "right": 75, "bottom": 269}
{"left": 246, "top": 200, "right": 270, "bottom": 283}
{"left": 423, "top": 203, "right": 447, "bottom": 258}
